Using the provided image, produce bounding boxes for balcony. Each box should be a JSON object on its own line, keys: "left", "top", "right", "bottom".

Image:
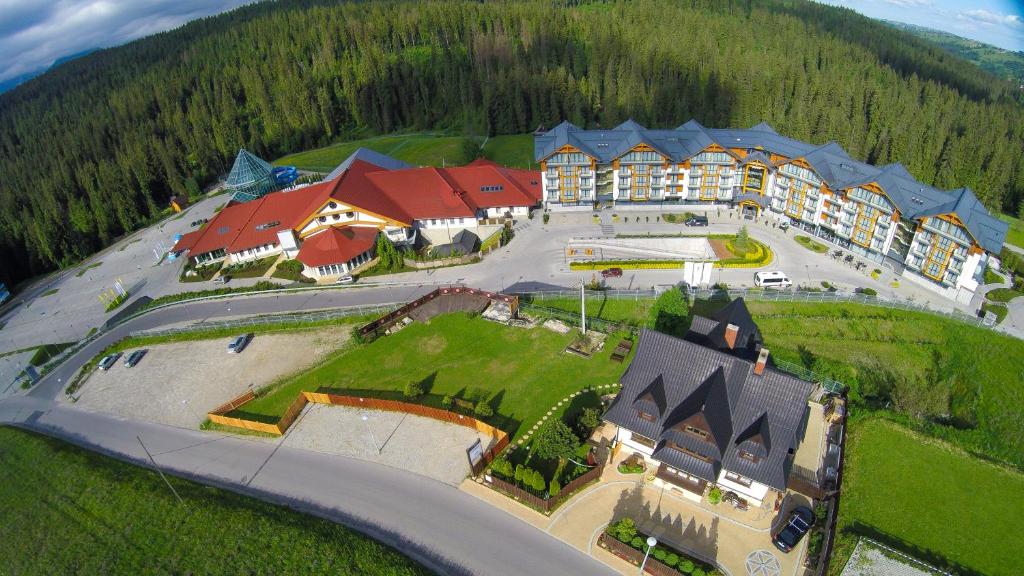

{"left": 655, "top": 463, "right": 707, "bottom": 496}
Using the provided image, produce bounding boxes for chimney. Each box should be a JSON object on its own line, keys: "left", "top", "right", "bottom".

{"left": 754, "top": 348, "right": 770, "bottom": 376}
{"left": 724, "top": 324, "right": 739, "bottom": 349}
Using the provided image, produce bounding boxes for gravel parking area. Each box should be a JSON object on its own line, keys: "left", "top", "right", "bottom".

{"left": 72, "top": 329, "right": 348, "bottom": 428}
{"left": 277, "top": 403, "right": 495, "bottom": 485}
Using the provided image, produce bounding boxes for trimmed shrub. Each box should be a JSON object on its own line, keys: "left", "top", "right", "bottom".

{"left": 549, "top": 478, "right": 561, "bottom": 497}
{"left": 860, "top": 287, "right": 878, "bottom": 296}
{"left": 543, "top": 213, "right": 550, "bottom": 224}
{"left": 532, "top": 420, "right": 579, "bottom": 461}
{"left": 490, "top": 457, "right": 513, "bottom": 479}
{"left": 653, "top": 548, "right": 667, "bottom": 561}
{"left": 575, "top": 407, "right": 601, "bottom": 437}
{"left": 403, "top": 379, "right": 425, "bottom": 398}
{"left": 474, "top": 400, "right": 494, "bottom": 417}
{"left": 665, "top": 553, "right": 679, "bottom": 567}
{"left": 610, "top": 518, "right": 637, "bottom": 543}
{"left": 707, "top": 487, "right": 722, "bottom": 505}
{"left": 630, "top": 536, "right": 644, "bottom": 549}
{"left": 441, "top": 394, "right": 453, "bottom": 408}
{"left": 679, "top": 559, "right": 695, "bottom": 573}
{"left": 692, "top": 568, "right": 706, "bottom": 576}
{"left": 570, "top": 259, "right": 685, "bottom": 270}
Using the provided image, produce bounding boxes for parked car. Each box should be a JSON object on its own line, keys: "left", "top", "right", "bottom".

{"left": 600, "top": 267, "right": 623, "bottom": 278}
{"left": 227, "top": 334, "right": 252, "bottom": 354}
{"left": 123, "top": 349, "right": 147, "bottom": 368}
{"left": 772, "top": 506, "right": 814, "bottom": 553}
{"left": 335, "top": 275, "right": 355, "bottom": 285}
{"left": 754, "top": 270, "right": 792, "bottom": 288}
{"left": 779, "top": 221, "right": 790, "bottom": 231}
{"left": 684, "top": 215, "right": 709, "bottom": 227}
{"left": 213, "top": 275, "right": 231, "bottom": 284}
{"left": 97, "top": 353, "right": 121, "bottom": 371}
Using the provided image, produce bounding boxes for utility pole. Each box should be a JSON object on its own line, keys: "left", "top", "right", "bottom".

{"left": 137, "top": 436, "right": 183, "bottom": 504}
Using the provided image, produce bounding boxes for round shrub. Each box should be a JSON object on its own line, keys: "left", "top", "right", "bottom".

{"left": 631, "top": 536, "right": 643, "bottom": 549}
{"left": 692, "top": 568, "right": 706, "bottom": 576}
{"left": 679, "top": 559, "right": 695, "bottom": 573}
{"left": 653, "top": 548, "right": 666, "bottom": 561}
{"left": 665, "top": 553, "right": 679, "bottom": 567}
{"left": 707, "top": 487, "right": 722, "bottom": 505}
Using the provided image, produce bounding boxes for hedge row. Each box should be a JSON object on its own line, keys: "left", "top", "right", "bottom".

{"left": 569, "top": 260, "right": 685, "bottom": 270}
{"left": 716, "top": 239, "right": 773, "bottom": 268}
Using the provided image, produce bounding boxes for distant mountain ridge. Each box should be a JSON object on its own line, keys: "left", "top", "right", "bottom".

{"left": 883, "top": 20, "right": 1024, "bottom": 84}
{"left": 0, "top": 48, "right": 99, "bottom": 94}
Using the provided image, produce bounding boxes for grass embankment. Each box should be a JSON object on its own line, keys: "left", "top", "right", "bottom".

{"left": 39, "top": 288, "right": 58, "bottom": 297}
{"left": 981, "top": 301, "right": 1009, "bottom": 324}
{"left": 831, "top": 417, "right": 1024, "bottom": 576}
{"left": 481, "top": 134, "right": 536, "bottom": 169}
{"left": 75, "top": 261, "right": 102, "bottom": 277}
{"left": 0, "top": 427, "right": 430, "bottom": 575}
{"left": 998, "top": 213, "right": 1024, "bottom": 248}
{"left": 28, "top": 342, "right": 74, "bottom": 366}
{"left": 104, "top": 292, "right": 129, "bottom": 312}
{"left": 274, "top": 133, "right": 476, "bottom": 171}
{"left": 235, "top": 314, "right": 632, "bottom": 438}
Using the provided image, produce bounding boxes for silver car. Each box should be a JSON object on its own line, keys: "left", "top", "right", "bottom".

{"left": 228, "top": 334, "right": 252, "bottom": 354}
{"left": 97, "top": 353, "right": 121, "bottom": 371}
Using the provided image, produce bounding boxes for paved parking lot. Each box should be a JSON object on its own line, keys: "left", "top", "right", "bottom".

{"left": 0, "top": 351, "right": 35, "bottom": 401}
{"left": 276, "top": 403, "right": 495, "bottom": 485}
{"left": 71, "top": 328, "right": 348, "bottom": 428}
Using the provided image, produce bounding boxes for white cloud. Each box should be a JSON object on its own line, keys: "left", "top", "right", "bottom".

{"left": 958, "top": 9, "right": 1024, "bottom": 28}
{"left": 883, "top": 0, "right": 934, "bottom": 8}
{"left": 0, "top": 0, "right": 254, "bottom": 83}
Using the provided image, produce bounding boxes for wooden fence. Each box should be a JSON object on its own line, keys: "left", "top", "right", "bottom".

{"left": 598, "top": 533, "right": 680, "bottom": 576}
{"left": 357, "top": 286, "right": 519, "bottom": 338}
{"left": 481, "top": 444, "right": 607, "bottom": 514}
{"left": 207, "top": 390, "right": 508, "bottom": 470}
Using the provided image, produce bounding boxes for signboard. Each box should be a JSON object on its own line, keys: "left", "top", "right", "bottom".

{"left": 466, "top": 438, "right": 484, "bottom": 470}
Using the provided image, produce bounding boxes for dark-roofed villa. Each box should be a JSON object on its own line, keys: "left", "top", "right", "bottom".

{"left": 536, "top": 120, "right": 1008, "bottom": 303}
{"left": 603, "top": 299, "right": 814, "bottom": 507}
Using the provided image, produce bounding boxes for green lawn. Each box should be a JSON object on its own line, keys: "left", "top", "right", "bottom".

{"left": 28, "top": 342, "right": 74, "bottom": 366}
{"left": 998, "top": 213, "right": 1024, "bottom": 248}
{"left": 526, "top": 295, "right": 657, "bottom": 327}
{"left": 0, "top": 427, "right": 430, "bottom": 575}
{"left": 481, "top": 134, "right": 536, "bottom": 169}
{"left": 831, "top": 417, "right": 1024, "bottom": 576}
{"left": 794, "top": 235, "right": 828, "bottom": 253}
{"left": 274, "top": 133, "right": 475, "bottom": 171}
{"left": 236, "top": 313, "right": 631, "bottom": 437}
{"left": 986, "top": 287, "right": 1023, "bottom": 303}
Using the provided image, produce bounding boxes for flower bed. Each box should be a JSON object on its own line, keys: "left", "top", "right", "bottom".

{"left": 601, "top": 519, "right": 722, "bottom": 576}
{"left": 570, "top": 260, "right": 685, "bottom": 270}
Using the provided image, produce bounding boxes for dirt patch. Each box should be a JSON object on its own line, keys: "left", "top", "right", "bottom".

{"left": 709, "top": 239, "right": 733, "bottom": 260}
{"left": 72, "top": 328, "right": 350, "bottom": 428}
{"left": 421, "top": 334, "right": 448, "bottom": 355}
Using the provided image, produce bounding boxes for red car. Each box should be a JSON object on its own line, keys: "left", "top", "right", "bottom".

{"left": 600, "top": 268, "right": 623, "bottom": 278}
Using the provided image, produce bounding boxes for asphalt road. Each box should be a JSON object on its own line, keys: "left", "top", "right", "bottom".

{"left": 0, "top": 396, "right": 616, "bottom": 576}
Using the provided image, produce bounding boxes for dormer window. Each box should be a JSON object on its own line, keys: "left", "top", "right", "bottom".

{"left": 738, "top": 450, "right": 760, "bottom": 463}
{"left": 328, "top": 202, "right": 337, "bottom": 209}
{"left": 637, "top": 410, "right": 655, "bottom": 422}
{"left": 685, "top": 425, "right": 709, "bottom": 439}
{"left": 318, "top": 216, "right": 327, "bottom": 224}
{"left": 668, "top": 442, "right": 710, "bottom": 462}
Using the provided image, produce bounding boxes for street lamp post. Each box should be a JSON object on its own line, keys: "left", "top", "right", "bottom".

{"left": 360, "top": 414, "right": 380, "bottom": 455}
{"left": 639, "top": 536, "right": 658, "bottom": 574}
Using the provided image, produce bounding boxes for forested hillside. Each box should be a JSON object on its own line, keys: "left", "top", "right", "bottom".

{"left": 2, "top": 0, "right": 1024, "bottom": 286}
{"left": 885, "top": 20, "right": 1024, "bottom": 84}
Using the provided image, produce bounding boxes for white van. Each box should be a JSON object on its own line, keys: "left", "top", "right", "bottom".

{"left": 754, "top": 271, "right": 792, "bottom": 288}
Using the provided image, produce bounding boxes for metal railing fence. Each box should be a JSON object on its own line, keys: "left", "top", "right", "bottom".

{"left": 131, "top": 304, "right": 400, "bottom": 339}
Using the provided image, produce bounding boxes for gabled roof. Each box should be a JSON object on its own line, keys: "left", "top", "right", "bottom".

{"left": 431, "top": 229, "right": 480, "bottom": 257}
{"left": 685, "top": 298, "right": 763, "bottom": 361}
{"left": 229, "top": 183, "right": 333, "bottom": 252}
{"left": 188, "top": 200, "right": 263, "bottom": 257}
{"left": 923, "top": 187, "right": 1008, "bottom": 253}
{"left": 324, "top": 147, "right": 412, "bottom": 181}
{"left": 171, "top": 230, "right": 203, "bottom": 254}
{"left": 295, "top": 226, "right": 378, "bottom": 268}
{"left": 603, "top": 326, "right": 813, "bottom": 491}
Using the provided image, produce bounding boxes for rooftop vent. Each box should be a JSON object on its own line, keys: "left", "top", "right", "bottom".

{"left": 480, "top": 185, "right": 504, "bottom": 192}
{"left": 255, "top": 220, "right": 280, "bottom": 231}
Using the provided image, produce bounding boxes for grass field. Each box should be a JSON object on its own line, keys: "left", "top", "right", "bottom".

{"left": 998, "top": 213, "right": 1024, "bottom": 248}
{"left": 986, "top": 287, "right": 1023, "bottom": 302}
{"left": 0, "top": 427, "right": 430, "bottom": 575}
{"left": 481, "top": 134, "right": 536, "bottom": 169}
{"left": 831, "top": 417, "right": 1024, "bottom": 576}
{"left": 273, "top": 133, "right": 475, "bottom": 171}
{"left": 235, "top": 313, "right": 631, "bottom": 437}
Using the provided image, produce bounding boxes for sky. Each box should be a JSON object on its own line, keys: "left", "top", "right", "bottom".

{"left": 816, "top": 0, "right": 1024, "bottom": 51}
{"left": 0, "top": 0, "right": 254, "bottom": 85}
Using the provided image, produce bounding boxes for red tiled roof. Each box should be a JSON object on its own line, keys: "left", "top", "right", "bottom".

{"left": 171, "top": 230, "right": 203, "bottom": 254}
{"left": 439, "top": 161, "right": 540, "bottom": 209}
{"left": 295, "top": 226, "right": 379, "bottom": 268}
{"left": 188, "top": 200, "right": 262, "bottom": 257}
{"left": 228, "top": 183, "right": 332, "bottom": 253}
{"left": 364, "top": 167, "right": 476, "bottom": 219}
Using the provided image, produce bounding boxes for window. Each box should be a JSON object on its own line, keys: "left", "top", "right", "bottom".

{"left": 685, "top": 425, "right": 709, "bottom": 439}
{"left": 637, "top": 410, "right": 655, "bottom": 422}
{"left": 724, "top": 471, "right": 753, "bottom": 487}
{"left": 743, "top": 166, "right": 766, "bottom": 192}
{"left": 630, "top": 433, "right": 656, "bottom": 449}
{"left": 738, "top": 450, "right": 760, "bottom": 463}
{"left": 668, "top": 442, "right": 710, "bottom": 462}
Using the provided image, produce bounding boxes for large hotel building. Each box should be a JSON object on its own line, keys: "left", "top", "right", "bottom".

{"left": 536, "top": 120, "right": 1008, "bottom": 302}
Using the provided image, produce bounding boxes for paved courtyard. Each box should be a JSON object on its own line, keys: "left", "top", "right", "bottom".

{"left": 275, "top": 403, "right": 495, "bottom": 485}
{"left": 71, "top": 328, "right": 348, "bottom": 427}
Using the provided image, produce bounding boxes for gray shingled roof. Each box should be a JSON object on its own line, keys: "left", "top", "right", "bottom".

{"left": 324, "top": 147, "right": 413, "bottom": 182}
{"left": 684, "top": 298, "right": 763, "bottom": 361}
{"left": 534, "top": 121, "right": 1007, "bottom": 252}
{"left": 604, "top": 328, "right": 813, "bottom": 490}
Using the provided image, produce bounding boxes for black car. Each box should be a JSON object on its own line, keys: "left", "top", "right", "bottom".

{"left": 684, "top": 215, "right": 709, "bottom": 226}
{"left": 772, "top": 506, "right": 813, "bottom": 552}
{"left": 123, "top": 349, "right": 147, "bottom": 368}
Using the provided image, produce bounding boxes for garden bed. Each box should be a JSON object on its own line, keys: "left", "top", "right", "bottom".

{"left": 601, "top": 519, "right": 722, "bottom": 576}
{"left": 795, "top": 235, "right": 829, "bottom": 253}
{"left": 220, "top": 255, "right": 278, "bottom": 279}
{"left": 180, "top": 261, "right": 222, "bottom": 282}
